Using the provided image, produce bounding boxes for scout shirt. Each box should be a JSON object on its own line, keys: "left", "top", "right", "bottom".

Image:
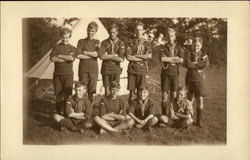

{"left": 76, "top": 38, "right": 100, "bottom": 74}
{"left": 99, "top": 96, "right": 126, "bottom": 116}
{"left": 128, "top": 98, "right": 155, "bottom": 120}
{"left": 50, "top": 43, "right": 76, "bottom": 75}
{"left": 159, "top": 43, "right": 184, "bottom": 76}
{"left": 65, "top": 95, "right": 92, "bottom": 124}
{"left": 185, "top": 51, "right": 209, "bottom": 81}
{"left": 126, "top": 38, "right": 152, "bottom": 75}
{"left": 169, "top": 98, "right": 194, "bottom": 118}
{"left": 98, "top": 38, "right": 126, "bottom": 75}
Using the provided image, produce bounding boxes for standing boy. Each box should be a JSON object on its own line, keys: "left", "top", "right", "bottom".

{"left": 50, "top": 28, "right": 76, "bottom": 115}
{"left": 98, "top": 23, "right": 126, "bottom": 96}
{"left": 94, "top": 81, "right": 134, "bottom": 134}
{"left": 76, "top": 21, "right": 100, "bottom": 102}
{"left": 185, "top": 37, "right": 209, "bottom": 127}
{"left": 128, "top": 86, "right": 158, "bottom": 131}
{"left": 126, "top": 22, "right": 152, "bottom": 101}
{"left": 53, "top": 81, "right": 93, "bottom": 134}
{"left": 159, "top": 86, "right": 194, "bottom": 129}
{"left": 159, "top": 28, "right": 184, "bottom": 116}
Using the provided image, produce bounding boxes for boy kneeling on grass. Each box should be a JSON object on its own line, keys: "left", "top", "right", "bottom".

{"left": 53, "top": 81, "right": 93, "bottom": 134}
{"left": 128, "top": 86, "right": 158, "bottom": 131}
{"left": 159, "top": 86, "right": 194, "bottom": 129}
{"left": 94, "top": 81, "right": 134, "bottom": 134}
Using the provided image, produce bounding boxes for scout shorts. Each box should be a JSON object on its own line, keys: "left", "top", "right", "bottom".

{"left": 53, "top": 75, "right": 73, "bottom": 97}
{"left": 79, "top": 72, "right": 98, "bottom": 93}
{"left": 102, "top": 74, "right": 120, "bottom": 88}
{"left": 161, "top": 74, "right": 179, "bottom": 92}
{"left": 186, "top": 80, "right": 205, "bottom": 97}
{"left": 127, "top": 73, "right": 146, "bottom": 91}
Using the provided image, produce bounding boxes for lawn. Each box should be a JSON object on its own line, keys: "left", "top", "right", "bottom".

{"left": 23, "top": 65, "right": 226, "bottom": 145}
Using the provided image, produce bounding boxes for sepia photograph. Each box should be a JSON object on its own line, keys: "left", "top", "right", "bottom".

{"left": 1, "top": 2, "right": 249, "bottom": 160}
{"left": 23, "top": 17, "right": 227, "bottom": 145}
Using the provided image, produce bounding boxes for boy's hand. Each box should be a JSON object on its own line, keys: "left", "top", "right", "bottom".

{"left": 85, "top": 122, "right": 92, "bottom": 128}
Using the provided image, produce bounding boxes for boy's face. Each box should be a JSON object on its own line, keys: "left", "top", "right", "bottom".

{"left": 109, "top": 87, "right": 120, "bottom": 98}
{"left": 166, "top": 32, "right": 176, "bottom": 44}
{"left": 138, "top": 89, "right": 149, "bottom": 101}
{"left": 61, "top": 33, "right": 71, "bottom": 44}
{"left": 87, "top": 28, "right": 97, "bottom": 39}
{"left": 109, "top": 28, "right": 119, "bottom": 40}
{"left": 75, "top": 86, "right": 87, "bottom": 99}
{"left": 176, "top": 90, "right": 186, "bottom": 102}
{"left": 135, "top": 25, "right": 144, "bottom": 39}
{"left": 192, "top": 42, "right": 202, "bottom": 53}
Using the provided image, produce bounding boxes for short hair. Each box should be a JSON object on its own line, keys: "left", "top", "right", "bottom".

{"left": 177, "top": 85, "right": 188, "bottom": 93}
{"left": 165, "top": 27, "right": 176, "bottom": 35}
{"left": 110, "top": 81, "right": 120, "bottom": 89}
{"left": 87, "top": 21, "right": 98, "bottom": 31}
{"left": 75, "top": 81, "right": 87, "bottom": 88}
{"left": 108, "top": 23, "right": 119, "bottom": 32}
{"left": 60, "top": 28, "right": 72, "bottom": 37}
{"left": 135, "top": 22, "right": 145, "bottom": 29}
{"left": 138, "top": 86, "right": 149, "bottom": 93}
{"left": 193, "top": 37, "right": 203, "bottom": 45}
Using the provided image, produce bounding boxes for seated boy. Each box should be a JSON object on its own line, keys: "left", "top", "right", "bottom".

{"left": 53, "top": 82, "right": 93, "bottom": 134}
{"left": 94, "top": 81, "right": 134, "bottom": 134}
{"left": 128, "top": 86, "right": 158, "bottom": 131}
{"left": 159, "top": 86, "right": 193, "bottom": 129}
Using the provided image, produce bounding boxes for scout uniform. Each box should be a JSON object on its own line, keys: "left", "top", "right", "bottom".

{"left": 50, "top": 42, "right": 76, "bottom": 114}
{"left": 99, "top": 96, "right": 126, "bottom": 125}
{"left": 169, "top": 97, "right": 194, "bottom": 127}
{"left": 160, "top": 43, "right": 184, "bottom": 93}
{"left": 59, "top": 95, "right": 92, "bottom": 131}
{"left": 126, "top": 38, "right": 152, "bottom": 91}
{"left": 185, "top": 51, "right": 209, "bottom": 97}
{"left": 98, "top": 38, "right": 126, "bottom": 87}
{"left": 128, "top": 98, "right": 155, "bottom": 121}
{"left": 76, "top": 38, "right": 100, "bottom": 97}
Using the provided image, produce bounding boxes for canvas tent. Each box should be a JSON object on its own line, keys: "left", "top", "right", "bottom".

{"left": 25, "top": 18, "right": 129, "bottom": 95}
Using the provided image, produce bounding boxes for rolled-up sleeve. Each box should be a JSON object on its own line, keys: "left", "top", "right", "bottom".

{"left": 118, "top": 41, "right": 126, "bottom": 59}
{"left": 84, "top": 99, "right": 92, "bottom": 122}
{"left": 148, "top": 100, "right": 155, "bottom": 115}
{"left": 99, "top": 99, "right": 106, "bottom": 116}
{"left": 65, "top": 99, "right": 74, "bottom": 117}
{"left": 98, "top": 40, "right": 107, "bottom": 57}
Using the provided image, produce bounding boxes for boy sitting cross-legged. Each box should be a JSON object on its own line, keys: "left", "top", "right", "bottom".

{"left": 128, "top": 86, "right": 158, "bottom": 131}
{"left": 94, "top": 81, "right": 134, "bottom": 134}
{"left": 53, "top": 81, "right": 93, "bottom": 134}
{"left": 159, "top": 86, "right": 194, "bottom": 129}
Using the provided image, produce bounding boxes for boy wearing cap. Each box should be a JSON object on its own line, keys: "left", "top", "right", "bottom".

{"left": 128, "top": 86, "right": 158, "bottom": 131}
{"left": 159, "top": 28, "right": 184, "bottom": 117}
{"left": 185, "top": 37, "right": 209, "bottom": 127}
{"left": 53, "top": 81, "right": 93, "bottom": 134}
{"left": 94, "top": 81, "right": 134, "bottom": 134}
{"left": 76, "top": 21, "right": 100, "bottom": 102}
{"left": 126, "top": 22, "right": 152, "bottom": 101}
{"left": 50, "top": 28, "right": 76, "bottom": 115}
{"left": 98, "top": 23, "right": 126, "bottom": 96}
{"left": 159, "top": 86, "right": 194, "bottom": 129}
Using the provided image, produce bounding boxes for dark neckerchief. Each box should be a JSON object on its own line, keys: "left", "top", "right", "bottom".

{"left": 137, "top": 98, "right": 149, "bottom": 116}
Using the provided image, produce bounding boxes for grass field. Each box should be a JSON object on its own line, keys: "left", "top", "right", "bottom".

{"left": 23, "top": 66, "right": 226, "bottom": 145}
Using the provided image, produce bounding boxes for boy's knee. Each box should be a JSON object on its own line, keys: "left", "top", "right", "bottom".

{"left": 127, "top": 119, "right": 135, "bottom": 126}
{"left": 159, "top": 115, "right": 169, "bottom": 124}
{"left": 53, "top": 114, "right": 64, "bottom": 122}
{"left": 148, "top": 116, "right": 158, "bottom": 126}
{"left": 185, "top": 118, "right": 193, "bottom": 126}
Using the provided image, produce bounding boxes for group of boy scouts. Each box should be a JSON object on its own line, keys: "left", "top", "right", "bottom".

{"left": 51, "top": 21, "right": 209, "bottom": 134}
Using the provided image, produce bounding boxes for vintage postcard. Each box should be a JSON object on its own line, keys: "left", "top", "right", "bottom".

{"left": 1, "top": 1, "right": 249, "bottom": 160}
